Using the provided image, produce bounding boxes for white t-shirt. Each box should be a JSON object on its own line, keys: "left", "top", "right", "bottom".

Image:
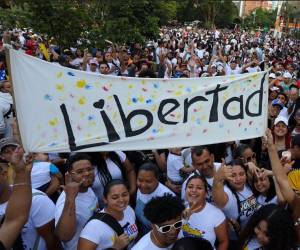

{"left": 245, "top": 237, "right": 262, "bottom": 250}
{"left": 135, "top": 183, "right": 174, "bottom": 234}
{"left": 180, "top": 203, "right": 226, "bottom": 249}
{"left": 55, "top": 188, "right": 98, "bottom": 250}
{"left": 256, "top": 194, "right": 277, "bottom": 206}
{"left": 0, "top": 189, "right": 55, "bottom": 250}
{"left": 246, "top": 66, "right": 261, "bottom": 73}
{"left": 225, "top": 64, "right": 242, "bottom": 75}
{"left": 92, "top": 151, "right": 126, "bottom": 206}
{"left": 80, "top": 206, "right": 138, "bottom": 250}
{"left": 195, "top": 49, "right": 205, "bottom": 59}
{"left": 132, "top": 232, "right": 173, "bottom": 250}
{"left": 222, "top": 185, "right": 258, "bottom": 238}
{"left": 181, "top": 163, "right": 221, "bottom": 204}
{"left": 167, "top": 152, "right": 184, "bottom": 183}
{"left": 70, "top": 57, "right": 83, "bottom": 67}
{"left": 279, "top": 107, "right": 289, "bottom": 119}
{"left": 181, "top": 148, "right": 192, "bottom": 167}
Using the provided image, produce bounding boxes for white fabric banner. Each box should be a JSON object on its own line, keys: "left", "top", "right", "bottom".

{"left": 10, "top": 49, "right": 269, "bottom": 152}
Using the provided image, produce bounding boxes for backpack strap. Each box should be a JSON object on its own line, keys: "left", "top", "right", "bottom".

{"left": 32, "top": 235, "right": 41, "bottom": 250}
{"left": 3, "top": 104, "right": 13, "bottom": 119}
{"left": 227, "top": 184, "right": 242, "bottom": 236}
{"left": 88, "top": 212, "right": 124, "bottom": 236}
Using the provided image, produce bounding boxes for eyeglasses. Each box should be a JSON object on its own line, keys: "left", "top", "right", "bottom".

{"left": 155, "top": 220, "right": 183, "bottom": 234}
{"left": 71, "top": 167, "right": 94, "bottom": 175}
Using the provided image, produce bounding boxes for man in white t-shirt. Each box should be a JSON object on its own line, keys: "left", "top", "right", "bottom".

{"left": 132, "top": 194, "right": 185, "bottom": 250}
{"left": 55, "top": 153, "right": 98, "bottom": 250}
{"left": 181, "top": 146, "right": 221, "bottom": 203}
{"left": 0, "top": 163, "right": 61, "bottom": 250}
{"left": 225, "top": 59, "right": 242, "bottom": 76}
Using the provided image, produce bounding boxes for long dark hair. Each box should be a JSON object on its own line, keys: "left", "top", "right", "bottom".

{"left": 88, "top": 152, "right": 124, "bottom": 188}
{"left": 226, "top": 159, "right": 252, "bottom": 226}
{"left": 239, "top": 204, "right": 296, "bottom": 250}
{"left": 252, "top": 175, "right": 276, "bottom": 203}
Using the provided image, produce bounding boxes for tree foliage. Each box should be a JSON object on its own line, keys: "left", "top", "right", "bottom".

{"left": 0, "top": 0, "right": 239, "bottom": 47}
{"left": 176, "top": 0, "right": 238, "bottom": 28}
{"left": 243, "top": 7, "right": 277, "bottom": 29}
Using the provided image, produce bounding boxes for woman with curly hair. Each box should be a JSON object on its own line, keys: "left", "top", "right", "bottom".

{"left": 239, "top": 204, "right": 295, "bottom": 250}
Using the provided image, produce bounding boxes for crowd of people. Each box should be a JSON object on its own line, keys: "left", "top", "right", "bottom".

{"left": 0, "top": 25, "right": 299, "bottom": 250}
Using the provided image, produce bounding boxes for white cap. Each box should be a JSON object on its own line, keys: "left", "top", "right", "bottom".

{"left": 270, "top": 86, "right": 280, "bottom": 92}
{"left": 269, "top": 73, "right": 276, "bottom": 79}
{"left": 274, "top": 116, "right": 288, "bottom": 126}
{"left": 89, "top": 58, "right": 99, "bottom": 65}
{"left": 283, "top": 72, "right": 292, "bottom": 79}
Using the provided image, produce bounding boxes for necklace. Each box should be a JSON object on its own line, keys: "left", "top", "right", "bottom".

{"left": 192, "top": 202, "right": 205, "bottom": 213}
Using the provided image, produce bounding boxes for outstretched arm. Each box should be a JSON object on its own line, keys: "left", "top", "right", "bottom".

{"left": 266, "top": 129, "right": 296, "bottom": 204}
{"left": 0, "top": 147, "right": 32, "bottom": 249}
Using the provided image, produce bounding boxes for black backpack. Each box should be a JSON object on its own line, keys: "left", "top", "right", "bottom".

{"left": 87, "top": 211, "right": 128, "bottom": 250}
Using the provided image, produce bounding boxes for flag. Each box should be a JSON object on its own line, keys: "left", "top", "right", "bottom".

{"left": 39, "top": 43, "right": 50, "bottom": 61}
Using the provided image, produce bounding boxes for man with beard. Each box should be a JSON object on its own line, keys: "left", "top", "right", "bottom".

{"left": 55, "top": 154, "right": 98, "bottom": 250}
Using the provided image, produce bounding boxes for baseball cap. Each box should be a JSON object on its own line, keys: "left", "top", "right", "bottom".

{"left": 274, "top": 116, "right": 288, "bottom": 126}
{"left": 0, "top": 138, "right": 19, "bottom": 153}
{"left": 271, "top": 99, "right": 284, "bottom": 110}
{"left": 269, "top": 73, "right": 276, "bottom": 79}
{"left": 283, "top": 72, "right": 292, "bottom": 79}
{"left": 270, "top": 86, "right": 280, "bottom": 92}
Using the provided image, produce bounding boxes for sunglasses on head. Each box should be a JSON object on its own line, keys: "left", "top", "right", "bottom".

{"left": 155, "top": 219, "right": 183, "bottom": 234}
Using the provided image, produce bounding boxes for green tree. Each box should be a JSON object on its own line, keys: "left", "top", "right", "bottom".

{"left": 215, "top": 0, "right": 239, "bottom": 28}
{"left": 0, "top": 0, "right": 91, "bottom": 48}
{"left": 243, "top": 7, "right": 277, "bottom": 29}
{"left": 0, "top": 0, "right": 180, "bottom": 47}
{"left": 175, "top": 0, "right": 238, "bottom": 28}
{"left": 0, "top": 0, "right": 239, "bottom": 47}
